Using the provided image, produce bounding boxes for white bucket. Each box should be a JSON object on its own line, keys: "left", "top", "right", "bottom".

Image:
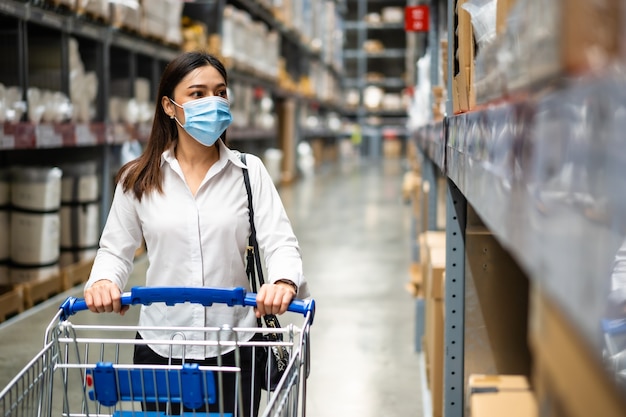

{"left": 11, "top": 166, "right": 62, "bottom": 211}
{"left": 11, "top": 211, "right": 60, "bottom": 265}
{"left": 10, "top": 166, "right": 62, "bottom": 283}
{"left": 59, "top": 162, "right": 100, "bottom": 267}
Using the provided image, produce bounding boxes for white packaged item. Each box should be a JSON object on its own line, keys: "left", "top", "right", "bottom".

{"left": 221, "top": 5, "right": 236, "bottom": 58}
{"left": 10, "top": 167, "right": 62, "bottom": 283}
{"left": 59, "top": 204, "right": 99, "bottom": 266}
{"left": 381, "top": 7, "right": 404, "bottom": 23}
{"left": 59, "top": 162, "right": 100, "bottom": 266}
{"left": 77, "top": 0, "right": 110, "bottom": 20}
{"left": 11, "top": 212, "right": 60, "bottom": 267}
{"left": 11, "top": 166, "right": 62, "bottom": 211}
{"left": 363, "top": 86, "right": 384, "bottom": 109}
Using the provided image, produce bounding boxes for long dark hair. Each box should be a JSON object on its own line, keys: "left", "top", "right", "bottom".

{"left": 117, "top": 52, "right": 228, "bottom": 200}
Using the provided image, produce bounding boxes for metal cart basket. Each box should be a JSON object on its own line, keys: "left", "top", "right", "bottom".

{"left": 0, "top": 287, "right": 315, "bottom": 417}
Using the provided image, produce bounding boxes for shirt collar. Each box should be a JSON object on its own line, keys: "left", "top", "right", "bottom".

{"left": 160, "top": 139, "right": 248, "bottom": 169}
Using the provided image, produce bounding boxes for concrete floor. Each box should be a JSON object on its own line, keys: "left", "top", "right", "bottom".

{"left": 0, "top": 157, "right": 424, "bottom": 417}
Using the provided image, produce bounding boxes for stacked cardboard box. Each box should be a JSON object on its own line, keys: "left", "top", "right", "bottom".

{"left": 141, "top": 0, "right": 183, "bottom": 45}
{"left": 529, "top": 286, "right": 626, "bottom": 417}
{"left": 420, "top": 231, "right": 446, "bottom": 417}
{"left": 110, "top": 1, "right": 142, "bottom": 33}
{"left": 453, "top": 0, "right": 476, "bottom": 114}
{"left": 467, "top": 374, "right": 538, "bottom": 417}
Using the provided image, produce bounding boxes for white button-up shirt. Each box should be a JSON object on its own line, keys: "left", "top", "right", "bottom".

{"left": 87, "top": 140, "right": 308, "bottom": 359}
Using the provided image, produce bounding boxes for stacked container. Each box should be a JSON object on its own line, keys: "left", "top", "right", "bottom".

{"left": 10, "top": 167, "right": 62, "bottom": 284}
{"left": 59, "top": 161, "right": 100, "bottom": 267}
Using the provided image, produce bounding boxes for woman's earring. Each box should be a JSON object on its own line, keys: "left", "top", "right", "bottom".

{"left": 170, "top": 114, "right": 174, "bottom": 119}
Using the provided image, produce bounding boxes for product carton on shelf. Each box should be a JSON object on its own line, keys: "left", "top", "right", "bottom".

{"left": 467, "top": 374, "right": 537, "bottom": 417}
{"left": 363, "top": 40, "right": 384, "bottom": 53}
{"left": 496, "top": 0, "right": 517, "bottom": 35}
{"left": 381, "top": 7, "right": 404, "bottom": 23}
{"left": 76, "top": 0, "right": 110, "bottom": 22}
{"left": 142, "top": 0, "right": 183, "bottom": 45}
{"left": 419, "top": 231, "right": 446, "bottom": 417}
{"left": 110, "top": 1, "right": 142, "bottom": 33}
{"left": 454, "top": 0, "right": 476, "bottom": 113}
{"left": 464, "top": 225, "right": 532, "bottom": 380}
{"left": 529, "top": 285, "right": 626, "bottom": 417}
{"left": 500, "top": 0, "right": 622, "bottom": 94}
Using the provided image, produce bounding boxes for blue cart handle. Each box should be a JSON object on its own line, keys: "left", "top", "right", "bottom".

{"left": 60, "top": 286, "right": 315, "bottom": 322}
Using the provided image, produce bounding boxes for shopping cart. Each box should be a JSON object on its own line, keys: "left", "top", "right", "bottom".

{"left": 0, "top": 286, "right": 315, "bottom": 417}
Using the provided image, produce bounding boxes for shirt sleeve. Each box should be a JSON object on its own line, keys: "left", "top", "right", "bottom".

{"left": 86, "top": 183, "right": 143, "bottom": 291}
{"left": 247, "top": 154, "right": 310, "bottom": 299}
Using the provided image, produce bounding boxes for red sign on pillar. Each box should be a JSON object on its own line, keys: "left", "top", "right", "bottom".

{"left": 405, "top": 5, "right": 430, "bottom": 32}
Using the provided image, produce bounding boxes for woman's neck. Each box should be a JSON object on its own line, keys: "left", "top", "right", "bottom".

{"left": 175, "top": 137, "right": 220, "bottom": 169}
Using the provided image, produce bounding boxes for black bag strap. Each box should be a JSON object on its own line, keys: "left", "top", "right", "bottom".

{"left": 241, "top": 153, "right": 270, "bottom": 327}
{"left": 241, "top": 153, "right": 265, "bottom": 289}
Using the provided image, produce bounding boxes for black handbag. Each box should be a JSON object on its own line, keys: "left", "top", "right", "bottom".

{"left": 240, "top": 153, "right": 290, "bottom": 391}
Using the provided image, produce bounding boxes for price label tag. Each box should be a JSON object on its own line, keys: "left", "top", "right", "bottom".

{"left": 405, "top": 6, "right": 430, "bottom": 32}
{"left": 76, "top": 124, "right": 97, "bottom": 146}
{"left": 35, "top": 124, "right": 63, "bottom": 148}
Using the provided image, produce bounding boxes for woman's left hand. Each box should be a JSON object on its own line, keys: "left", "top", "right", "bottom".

{"left": 255, "top": 281, "right": 296, "bottom": 318}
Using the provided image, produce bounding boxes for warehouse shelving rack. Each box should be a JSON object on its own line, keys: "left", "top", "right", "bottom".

{"left": 411, "top": 0, "right": 626, "bottom": 416}
{"left": 0, "top": 0, "right": 346, "bottom": 319}
{"left": 185, "top": 0, "right": 347, "bottom": 174}
{"left": 0, "top": 0, "right": 346, "bottom": 208}
{"left": 343, "top": 0, "right": 411, "bottom": 159}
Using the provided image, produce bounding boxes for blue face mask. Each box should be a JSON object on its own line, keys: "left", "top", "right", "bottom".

{"left": 170, "top": 96, "right": 233, "bottom": 147}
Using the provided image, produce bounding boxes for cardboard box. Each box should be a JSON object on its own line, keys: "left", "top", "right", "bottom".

{"left": 424, "top": 289, "right": 444, "bottom": 417}
{"left": 496, "top": 0, "right": 517, "bottom": 35}
{"left": 428, "top": 247, "right": 446, "bottom": 300}
{"left": 470, "top": 390, "right": 537, "bottom": 417}
{"left": 529, "top": 286, "right": 626, "bottom": 417}
{"left": 561, "top": 0, "right": 621, "bottom": 75}
{"left": 420, "top": 231, "right": 446, "bottom": 417}
{"left": 468, "top": 374, "right": 537, "bottom": 417}
{"left": 464, "top": 229, "right": 531, "bottom": 380}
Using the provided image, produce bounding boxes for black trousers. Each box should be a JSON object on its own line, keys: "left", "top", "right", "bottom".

{"left": 133, "top": 333, "right": 262, "bottom": 417}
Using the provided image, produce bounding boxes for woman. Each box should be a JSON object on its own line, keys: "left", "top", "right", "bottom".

{"left": 84, "top": 51, "right": 309, "bottom": 416}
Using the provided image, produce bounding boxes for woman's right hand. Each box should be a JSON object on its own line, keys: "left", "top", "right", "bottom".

{"left": 84, "top": 279, "right": 129, "bottom": 315}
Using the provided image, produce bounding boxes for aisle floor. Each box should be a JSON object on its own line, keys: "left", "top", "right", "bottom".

{"left": 0, "top": 157, "right": 424, "bottom": 417}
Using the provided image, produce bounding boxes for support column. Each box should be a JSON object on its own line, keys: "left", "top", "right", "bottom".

{"left": 443, "top": 179, "right": 466, "bottom": 417}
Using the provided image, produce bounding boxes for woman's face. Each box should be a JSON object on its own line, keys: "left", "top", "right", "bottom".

{"left": 162, "top": 64, "right": 228, "bottom": 125}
